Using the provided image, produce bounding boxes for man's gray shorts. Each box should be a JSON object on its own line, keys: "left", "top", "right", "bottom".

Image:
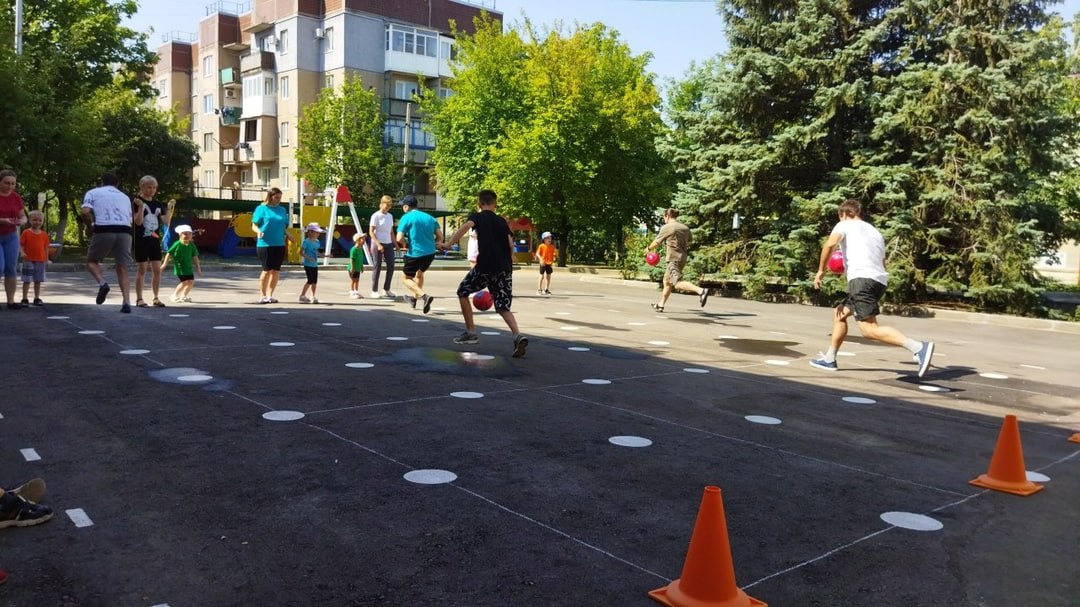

{"left": 87, "top": 232, "right": 133, "bottom": 266}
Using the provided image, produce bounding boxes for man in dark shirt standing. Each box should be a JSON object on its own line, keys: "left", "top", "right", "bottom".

{"left": 441, "top": 190, "right": 528, "bottom": 358}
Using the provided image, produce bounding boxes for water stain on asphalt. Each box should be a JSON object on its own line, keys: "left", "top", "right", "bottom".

{"left": 717, "top": 338, "right": 803, "bottom": 358}
{"left": 376, "top": 347, "right": 518, "bottom": 377}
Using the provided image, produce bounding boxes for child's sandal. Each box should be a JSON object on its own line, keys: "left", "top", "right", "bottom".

{"left": 152, "top": 298, "right": 166, "bottom": 307}
{"left": 136, "top": 299, "right": 149, "bottom": 308}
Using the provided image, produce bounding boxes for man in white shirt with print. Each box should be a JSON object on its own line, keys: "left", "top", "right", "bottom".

{"left": 810, "top": 198, "right": 935, "bottom": 377}
{"left": 81, "top": 172, "right": 134, "bottom": 313}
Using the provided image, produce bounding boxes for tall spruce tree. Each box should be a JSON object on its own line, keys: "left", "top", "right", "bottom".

{"left": 665, "top": 0, "right": 1076, "bottom": 312}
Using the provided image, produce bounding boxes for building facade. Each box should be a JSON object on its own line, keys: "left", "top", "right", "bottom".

{"left": 151, "top": 0, "right": 500, "bottom": 210}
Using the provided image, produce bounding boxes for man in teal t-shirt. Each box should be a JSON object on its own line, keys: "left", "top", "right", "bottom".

{"left": 394, "top": 195, "right": 442, "bottom": 313}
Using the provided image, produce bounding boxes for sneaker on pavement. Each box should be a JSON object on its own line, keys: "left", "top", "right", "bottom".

{"left": 257, "top": 297, "right": 271, "bottom": 304}
{"left": 383, "top": 289, "right": 396, "bottom": 299}
{"left": 405, "top": 295, "right": 417, "bottom": 309}
{"left": 120, "top": 302, "right": 131, "bottom": 313}
{"left": 349, "top": 291, "right": 360, "bottom": 299}
{"left": 311, "top": 297, "right": 320, "bottom": 304}
{"left": 0, "top": 491, "right": 53, "bottom": 529}
{"left": 544, "top": 290, "right": 551, "bottom": 295}
{"left": 96, "top": 283, "right": 110, "bottom": 304}
{"left": 699, "top": 288, "right": 710, "bottom": 308}
{"left": 299, "top": 296, "right": 311, "bottom": 303}
{"left": 809, "top": 357, "right": 838, "bottom": 371}
{"left": 651, "top": 303, "right": 664, "bottom": 313}
{"left": 268, "top": 298, "right": 279, "bottom": 304}
{"left": 453, "top": 331, "right": 479, "bottom": 345}
{"left": 19, "top": 299, "right": 29, "bottom": 307}
{"left": 422, "top": 295, "right": 434, "bottom": 315}
{"left": 915, "top": 341, "right": 935, "bottom": 378}
{"left": 32, "top": 298, "right": 43, "bottom": 306}
{"left": 512, "top": 335, "right": 529, "bottom": 358}
{"left": 369, "top": 291, "right": 382, "bottom": 299}
{"left": 6, "top": 478, "right": 46, "bottom": 503}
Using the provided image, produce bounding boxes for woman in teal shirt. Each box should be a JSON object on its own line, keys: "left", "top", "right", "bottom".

{"left": 251, "top": 188, "right": 294, "bottom": 303}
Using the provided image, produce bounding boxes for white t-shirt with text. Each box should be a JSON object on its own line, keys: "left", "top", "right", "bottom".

{"left": 82, "top": 185, "right": 133, "bottom": 227}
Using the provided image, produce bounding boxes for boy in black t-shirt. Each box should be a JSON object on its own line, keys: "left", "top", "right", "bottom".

{"left": 440, "top": 190, "right": 528, "bottom": 358}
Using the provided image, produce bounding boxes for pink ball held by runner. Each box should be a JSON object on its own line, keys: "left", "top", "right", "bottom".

{"left": 645, "top": 252, "right": 660, "bottom": 266}
{"left": 472, "top": 290, "right": 493, "bottom": 311}
{"left": 828, "top": 250, "right": 845, "bottom": 274}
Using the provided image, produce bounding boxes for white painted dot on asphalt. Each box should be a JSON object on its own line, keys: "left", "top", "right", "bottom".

{"left": 461, "top": 353, "right": 495, "bottom": 361}
{"left": 842, "top": 396, "right": 877, "bottom": 405}
{"left": 770, "top": 331, "right": 787, "bottom": 336}
{"left": 404, "top": 469, "right": 457, "bottom": 485}
{"left": 47, "top": 316, "right": 69, "bottom": 320}
{"left": 20, "top": 448, "right": 40, "bottom": 462}
{"left": 169, "top": 313, "right": 189, "bottom": 318}
{"left": 745, "top": 415, "right": 782, "bottom": 425}
{"left": 78, "top": 330, "right": 104, "bottom": 335}
{"left": 386, "top": 336, "right": 408, "bottom": 341}
{"left": 568, "top": 346, "right": 591, "bottom": 352}
{"left": 411, "top": 319, "right": 430, "bottom": 323}
{"left": 628, "top": 322, "right": 647, "bottom": 326}
{"left": 119, "top": 349, "right": 150, "bottom": 355}
{"left": 556, "top": 311, "right": 572, "bottom": 315}
{"left": 322, "top": 322, "right": 342, "bottom": 327}
{"left": 481, "top": 331, "right": 500, "bottom": 336}
{"left": 718, "top": 335, "right": 739, "bottom": 339}
{"left": 1020, "top": 364, "right": 1046, "bottom": 370}
{"left": 65, "top": 508, "right": 94, "bottom": 528}
{"left": 837, "top": 352, "right": 856, "bottom": 357}
{"left": 919, "top": 385, "right": 950, "bottom": 393}
{"left": 980, "top": 372, "right": 1009, "bottom": 380}
{"left": 648, "top": 340, "right": 670, "bottom": 346}
{"left": 684, "top": 368, "right": 710, "bottom": 374}
{"left": 345, "top": 362, "right": 374, "bottom": 369}
{"left": 880, "top": 511, "right": 943, "bottom": 531}
{"left": 213, "top": 325, "right": 236, "bottom": 330}
{"left": 609, "top": 436, "right": 653, "bottom": 447}
{"left": 450, "top": 391, "right": 484, "bottom": 399}
{"left": 582, "top": 379, "right": 612, "bottom": 385}
{"left": 1026, "top": 471, "right": 1051, "bottom": 483}
{"left": 765, "top": 359, "right": 790, "bottom": 366}
{"left": 607, "top": 309, "right": 621, "bottom": 313}
{"left": 269, "top": 342, "right": 295, "bottom": 347}
{"left": 177, "top": 374, "right": 213, "bottom": 383}
{"left": 270, "top": 311, "right": 289, "bottom": 315}
{"left": 262, "top": 410, "right": 305, "bottom": 421}
{"left": 561, "top": 326, "right": 581, "bottom": 331}
{"left": 432, "top": 307, "right": 447, "bottom": 311}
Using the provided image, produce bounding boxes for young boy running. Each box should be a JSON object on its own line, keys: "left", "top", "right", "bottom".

{"left": 441, "top": 190, "right": 528, "bottom": 358}
{"left": 809, "top": 199, "right": 935, "bottom": 377}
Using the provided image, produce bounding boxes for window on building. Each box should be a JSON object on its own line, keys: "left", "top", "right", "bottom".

{"left": 263, "top": 78, "right": 275, "bottom": 96}
{"left": 261, "top": 168, "right": 272, "bottom": 187}
{"left": 416, "top": 30, "right": 437, "bottom": 57}
{"left": 243, "top": 76, "right": 259, "bottom": 98}
{"left": 394, "top": 80, "right": 418, "bottom": 100}
{"left": 258, "top": 35, "right": 274, "bottom": 52}
{"left": 280, "top": 122, "right": 289, "bottom": 147}
{"left": 203, "top": 94, "right": 214, "bottom": 114}
{"left": 157, "top": 79, "right": 168, "bottom": 98}
{"left": 325, "top": 27, "right": 334, "bottom": 51}
{"left": 279, "top": 29, "right": 289, "bottom": 55}
{"left": 203, "top": 169, "right": 216, "bottom": 189}
{"left": 280, "top": 76, "right": 290, "bottom": 99}
{"left": 202, "top": 55, "right": 213, "bottom": 77}
{"left": 281, "top": 166, "right": 290, "bottom": 190}
{"left": 241, "top": 169, "right": 251, "bottom": 184}
{"left": 387, "top": 25, "right": 437, "bottom": 58}
{"left": 244, "top": 120, "right": 257, "bottom": 142}
{"left": 325, "top": 74, "right": 334, "bottom": 89}
{"left": 437, "top": 87, "right": 453, "bottom": 99}
{"left": 440, "top": 40, "right": 456, "bottom": 61}
{"left": 203, "top": 133, "right": 214, "bottom": 152}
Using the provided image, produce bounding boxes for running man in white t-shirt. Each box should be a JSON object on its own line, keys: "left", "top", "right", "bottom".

{"left": 809, "top": 199, "right": 935, "bottom": 377}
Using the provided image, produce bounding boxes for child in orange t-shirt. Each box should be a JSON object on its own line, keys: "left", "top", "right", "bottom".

{"left": 19, "top": 210, "right": 50, "bottom": 306}
{"left": 534, "top": 231, "right": 557, "bottom": 295}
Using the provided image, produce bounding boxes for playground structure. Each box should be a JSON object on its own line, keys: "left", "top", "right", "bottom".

{"left": 170, "top": 192, "right": 462, "bottom": 265}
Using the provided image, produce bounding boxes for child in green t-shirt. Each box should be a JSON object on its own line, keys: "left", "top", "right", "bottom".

{"left": 161, "top": 224, "right": 201, "bottom": 303}
{"left": 348, "top": 232, "right": 367, "bottom": 299}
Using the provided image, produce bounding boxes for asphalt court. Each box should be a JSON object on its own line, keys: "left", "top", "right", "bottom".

{"left": 2, "top": 269, "right": 1078, "bottom": 606}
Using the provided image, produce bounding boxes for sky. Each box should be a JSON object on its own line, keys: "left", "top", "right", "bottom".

{"left": 125, "top": 0, "right": 729, "bottom": 84}
{"left": 125, "top": 0, "right": 1080, "bottom": 86}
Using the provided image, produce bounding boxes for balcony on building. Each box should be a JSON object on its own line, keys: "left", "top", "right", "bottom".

{"left": 384, "top": 25, "right": 455, "bottom": 78}
{"left": 220, "top": 67, "right": 241, "bottom": 88}
{"left": 240, "top": 50, "right": 275, "bottom": 74}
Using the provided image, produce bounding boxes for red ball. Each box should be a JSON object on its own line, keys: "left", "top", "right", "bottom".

{"left": 645, "top": 252, "right": 660, "bottom": 266}
{"left": 827, "top": 250, "right": 845, "bottom": 274}
{"left": 472, "top": 290, "right": 493, "bottom": 311}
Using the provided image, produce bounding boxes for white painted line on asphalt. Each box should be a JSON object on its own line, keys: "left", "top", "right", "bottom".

{"left": 66, "top": 508, "right": 94, "bottom": 528}
{"left": 1020, "top": 364, "right": 1045, "bottom": 370}
{"left": 20, "top": 448, "right": 41, "bottom": 462}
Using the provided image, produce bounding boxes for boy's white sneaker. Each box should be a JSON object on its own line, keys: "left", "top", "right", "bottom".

{"left": 370, "top": 291, "right": 382, "bottom": 299}
{"left": 299, "top": 296, "right": 311, "bottom": 303}
{"left": 311, "top": 297, "right": 320, "bottom": 304}
{"left": 349, "top": 291, "right": 360, "bottom": 299}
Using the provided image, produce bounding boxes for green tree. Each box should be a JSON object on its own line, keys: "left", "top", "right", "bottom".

{"left": 664, "top": 0, "right": 1076, "bottom": 312}
{"left": 296, "top": 76, "right": 401, "bottom": 206}
{"left": 422, "top": 17, "right": 671, "bottom": 265}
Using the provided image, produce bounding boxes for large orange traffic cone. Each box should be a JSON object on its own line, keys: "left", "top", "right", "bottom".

{"left": 1069, "top": 433, "right": 1080, "bottom": 445}
{"left": 649, "top": 486, "right": 766, "bottom": 607}
{"left": 969, "top": 415, "right": 1044, "bottom": 496}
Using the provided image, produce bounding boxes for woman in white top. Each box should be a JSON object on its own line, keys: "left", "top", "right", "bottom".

{"left": 368, "top": 195, "right": 396, "bottom": 298}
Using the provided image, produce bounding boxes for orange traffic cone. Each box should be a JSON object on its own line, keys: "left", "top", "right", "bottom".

{"left": 1069, "top": 433, "right": 1080, "bottom": 445}
{"left": 649, "top": 486, "right": 766, "bottom": 607}
{"left": 969, "top": 415, "right": 1044, "bottom": 496}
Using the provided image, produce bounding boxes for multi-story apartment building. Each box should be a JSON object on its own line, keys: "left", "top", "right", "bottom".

{"left": 151, "top": 0, "right": 500, "bottom": 211}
